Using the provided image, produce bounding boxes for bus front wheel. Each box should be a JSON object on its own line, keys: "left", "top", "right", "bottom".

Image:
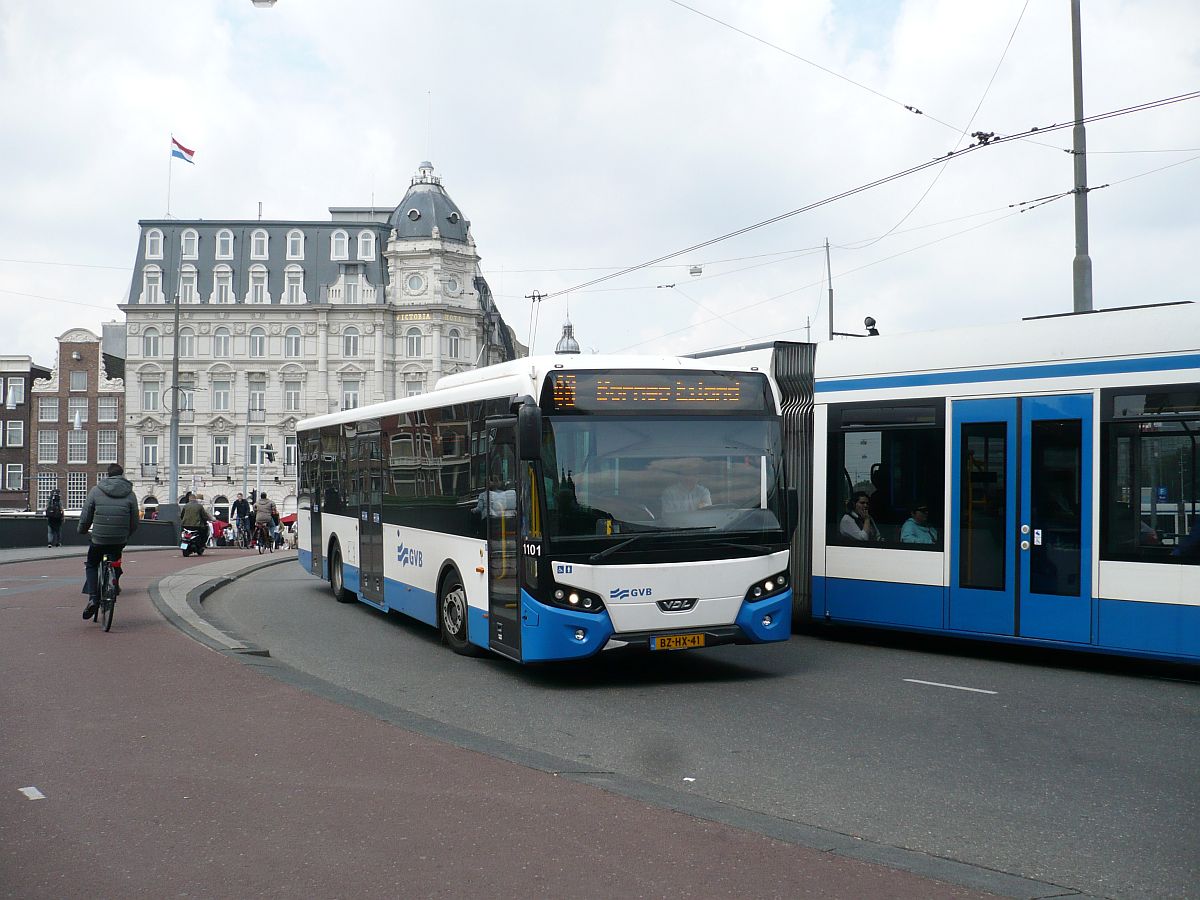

{"left": 439, "top": 574, "right": 480, "bottom": 656}
{"left": 329, "top": 544, "right": 355, "bottom": 604}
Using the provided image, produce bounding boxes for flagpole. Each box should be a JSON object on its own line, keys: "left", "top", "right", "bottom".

{"left": 166, "top": 139, "right": 174, "bottom": 218}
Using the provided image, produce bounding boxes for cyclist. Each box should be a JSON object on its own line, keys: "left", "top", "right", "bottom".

{"left": 79, "top": 463, "right": 139, "bottom": 620}
{"left": 230, "top": 492, "right": 251, "bottom": 546}
{"left": 253, "top": 491, "right": 278, "bottom": 548}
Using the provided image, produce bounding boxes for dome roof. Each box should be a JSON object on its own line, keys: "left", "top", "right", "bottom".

{"left": 555, "top": 321, "right": 581, "bottom": 354}
{"left": 387, "top": 162, "right": 470, "bottom": 242}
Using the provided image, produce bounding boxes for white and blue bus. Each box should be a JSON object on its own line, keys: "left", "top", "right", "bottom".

{"left": 295, "top": 355, "right": 793, "bottom": 663}
{"left": 703, "top": 301, "right": 1200, "bottom": 664}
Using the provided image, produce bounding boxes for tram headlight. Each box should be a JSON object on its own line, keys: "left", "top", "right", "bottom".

{"left": 745, "top": 572, "right": 790, "bottom": 604}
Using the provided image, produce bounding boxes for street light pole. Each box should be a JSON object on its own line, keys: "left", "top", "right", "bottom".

{"left": 168, "top": 290, "right": 181, "bottom": 504}
{"left": 1070, "top": 0, "right": 1094, "bottom": 313}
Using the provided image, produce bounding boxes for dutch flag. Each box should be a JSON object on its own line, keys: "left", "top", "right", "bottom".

{"left": 170, "top": 137, "right": 196, "bottom": 164}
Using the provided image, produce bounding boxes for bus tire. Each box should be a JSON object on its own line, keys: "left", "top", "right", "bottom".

{"left": 329, "top": 543, "right": 355, "bottom": 604}
{"left": 439, "top": 570, "right": 481, "bottom": 656}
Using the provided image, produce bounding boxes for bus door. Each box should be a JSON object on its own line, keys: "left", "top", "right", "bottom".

{"left": 486, "top": 420, "right": 522, "bottom": 659}
{"left": 357, "top": 432, "right": 385, "bottom": 605}
{"left": 307, "top": 449, "right": 323, "bottom": 579}
{"left": 949, "top": 395, "right": 1092, "bottom": 643}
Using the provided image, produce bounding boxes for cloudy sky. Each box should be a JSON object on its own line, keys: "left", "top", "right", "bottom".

{"left": 1, "top": 0, "right": 1197, "bottom": 364}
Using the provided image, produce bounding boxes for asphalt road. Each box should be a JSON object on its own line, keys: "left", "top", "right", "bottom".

{"left": 205, "top": 563, "right": 1200, "bottom": 900}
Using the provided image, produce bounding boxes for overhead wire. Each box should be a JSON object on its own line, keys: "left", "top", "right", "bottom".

{"left": 850, "top": 0, "right": 1031, "bottom": 250}
{"left": 536, "top": 90, "right": 1200, "bottom": 303}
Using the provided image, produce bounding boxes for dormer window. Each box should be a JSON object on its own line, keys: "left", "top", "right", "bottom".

{"left": 181, "top": 229, "right": 199, "bottom": 259}
{"left": 249, "top": 265, "right": 268, "bottom": 303}
{"left": 331, "top": 230, "right": 348, "bottom": 260}
{"left": 447, "top": 212, "right": 460, "bottom": 225}
{"left": 251, "top": 229, "right": 269, "bottom": 260}
{"left": 142, "top": 265, "right": 163, "bottom": 303}
{"left": 357, "top": 230, "right": 375, "bottom": 260}
{"left": 216, "top": 229, "right": 234, "bottom": 259}
{"left": 406, "top": 209, "right": 421, "bottom": 221}
{"left": 286, "top": 229, "right": 304, "bottom": 260}
{"left": 145, "top": 229, "right": 163, "bottom": 259}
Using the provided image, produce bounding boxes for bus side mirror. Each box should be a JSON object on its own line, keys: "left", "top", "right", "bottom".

{"left": 518, "top": 404, "right": 543, "bottom": 461}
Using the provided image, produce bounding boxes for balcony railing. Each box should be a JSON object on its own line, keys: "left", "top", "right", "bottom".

{"left": 178, "top": 409, "right": 194, "bottom": 423}
{"left": 141, "top": 464, "right": 158, "bottom": 478}
{"left": 283, "top": 464, "right": 297, "bottom": 476}
{"left": 211, "top": 464, "right": 229, "bottom": 477}
{"left": 249, "top": 407, "right": 266, "bottom": 423}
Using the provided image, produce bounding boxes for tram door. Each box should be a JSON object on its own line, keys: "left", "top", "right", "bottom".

{"left": 949, "top": 395, "right": 1093, "bottom": 643}
{"left": 356, "top": 432, "right": 385, "bottom": 605}
{"left": 486, "top": 421, "right": 522, "bottom": 659}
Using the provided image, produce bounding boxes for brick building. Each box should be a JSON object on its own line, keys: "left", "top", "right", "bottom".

{"left": 0, "top": 356, "right": 51, "bottom": 510}
{"left": 29, "top": 329, "right": 125, "bottom": 512}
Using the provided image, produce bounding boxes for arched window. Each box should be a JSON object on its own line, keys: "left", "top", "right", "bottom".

{"left": 357, "top": 230, "right": 375, "bottom": 260}
{"left": 249, "top": 264, "right": 268, "bottom": 304}
{"left": 142, "top": 265, "right": 163, "bottom": 303}
{"left": 331, "top": 230, "right": 348, "bottom": 260}
{"left": 213, "top": 264, "right": 233, "bottom": 303}
{"left": 284, "top": 265, "right": 304, "bottom": 303}
{"left": 177, "top": 327, "right": 196, "bottom": 358}
{"left": 213, "top": 327, "right": 231, "bottom": 358}
{"left": 179, "top": 264, "right": 198, "bottom": 303}
{"left": 145, "top": 229, "right": 163, "bottom": 259}
{"left": 284, "top": 327, "right": 302, "bottom": 358}
{"left": 181, "top": 229, "right": 199, "bottom": 259}
{"left": 343, "top": 326, "right": 360, "bottom": 358}
{"left": 406, "top": 327, "right": 422, "bottom": 358}
{"left": 142, "top": 327, "right": 160, "bottom": 358}
{"left": 249, "top": 327, "right": 266, "bottom": 358}
{"left": 216, "top": 229, "right": 234, "bottom": 259}
{"left": 286, "top": 229, "right": 304, "bottom": 260}
{"left": 251, "top": 229, "right": 269, "bottom": 260}
{"left": 447, "top": 328, "right": 461, "bottom": 359}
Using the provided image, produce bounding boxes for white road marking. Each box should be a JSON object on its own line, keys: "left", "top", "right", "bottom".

{"left": 904, "top": 678, "right": 997, "bottom": 695}
{"left": 19, "top": 786, "right": 46, "bottom": 800}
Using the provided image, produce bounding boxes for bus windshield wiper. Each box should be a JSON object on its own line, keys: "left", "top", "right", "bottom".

{"left": 717, "top": 540, "right": 775, "bottom": 553}
{"left": 587, "top": 527, "right": 714, "bottom": 563}
{"left": 589, "top": 534, "right": 645, "bottom": 563}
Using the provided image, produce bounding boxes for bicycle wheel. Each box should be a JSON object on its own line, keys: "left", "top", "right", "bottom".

{"left": 98, "top": 561, "right": 115, "bottom": 630}
{"left": 257, "top": 529, "right": 266, "bottom": 554}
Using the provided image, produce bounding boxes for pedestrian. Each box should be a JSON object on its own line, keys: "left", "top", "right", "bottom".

{"left": 78, "top": 463, "right": 139, "bottom": 619}
{"left": 45, "top": 489, "right": 65, "bottom": 547}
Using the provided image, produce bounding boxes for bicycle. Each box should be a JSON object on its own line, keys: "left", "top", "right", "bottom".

{"left": 92, "top": 555, "right": 121, "bottom": 632}
{"left": 254, "top": 522, "right": 274, "bottom": 554}
{"left": 233, "top": 519, "right": 251, "bottom": 550}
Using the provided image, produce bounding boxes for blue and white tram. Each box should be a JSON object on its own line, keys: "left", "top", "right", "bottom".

{"left": 295, "top": 355, "right": 793, "bottom": 663}
{"left": 706, "top": 301, "right": 1200, "bottom": 663}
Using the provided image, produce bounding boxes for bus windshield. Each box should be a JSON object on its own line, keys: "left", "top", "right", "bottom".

{"left": 541, "top": 416, "right": 786, "bottom": 547}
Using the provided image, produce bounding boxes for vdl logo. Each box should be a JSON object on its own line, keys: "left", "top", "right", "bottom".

{"left": 609, "top": 587, "right": 653, "bottom": 600}
{"left": 396, "top": 544, "right": 424, "bottom": 568}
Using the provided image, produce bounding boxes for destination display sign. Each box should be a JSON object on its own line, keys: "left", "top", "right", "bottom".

{"left": 541, "top": 370, "right": 773, "bottom": 414}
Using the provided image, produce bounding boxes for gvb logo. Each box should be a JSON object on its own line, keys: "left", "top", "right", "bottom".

{"left": 609, "top": 587, "right": 653, "bottom": 600}
{"left": 396, "top": 544, "right": 424, "bottom": 567}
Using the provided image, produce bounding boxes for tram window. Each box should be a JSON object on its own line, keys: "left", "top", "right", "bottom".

{"left": 1101, "top": 385, "right": 1200, "bottom": 565}
{"left": 827, "top": 401, "right": 945, "bottom": 549}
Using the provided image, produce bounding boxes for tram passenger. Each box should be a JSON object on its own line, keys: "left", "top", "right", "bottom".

{"left": 840, "top": 491, "right": 882, "bottom": 542}
{"left": 900, "top": 502, "right": 939, "bottom": 544}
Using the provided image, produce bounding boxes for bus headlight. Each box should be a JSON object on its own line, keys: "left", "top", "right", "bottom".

{"left": 745, "top": 572, "right": 789, "bottom": 603}
{"left": 547, "top": 584, "right": 605, "bottom": 614}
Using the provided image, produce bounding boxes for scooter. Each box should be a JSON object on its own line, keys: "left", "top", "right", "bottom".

{"left": 180, "top": 526, "right": 206, "bottom": 557}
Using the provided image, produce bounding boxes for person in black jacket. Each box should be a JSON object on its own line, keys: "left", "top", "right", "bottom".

{"left": 78, "top": 463, "right": 139, "bottom": 620}
{"left": 45, "top": 489, "right": 65, "bottom": 547}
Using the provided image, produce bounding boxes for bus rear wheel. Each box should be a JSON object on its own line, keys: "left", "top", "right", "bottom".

{"left": 329, "top": 544, "right": 355, "bottom": 603}
{"left": 439, "top": 574, "right": 480, "bottom": 656}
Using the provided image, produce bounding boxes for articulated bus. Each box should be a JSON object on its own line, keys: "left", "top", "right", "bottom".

{"left": 701, "top": 301, "right": 1200, "bottom": 664}
{"left": 295, "top": 355, "right": 793, "bottom": 663}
